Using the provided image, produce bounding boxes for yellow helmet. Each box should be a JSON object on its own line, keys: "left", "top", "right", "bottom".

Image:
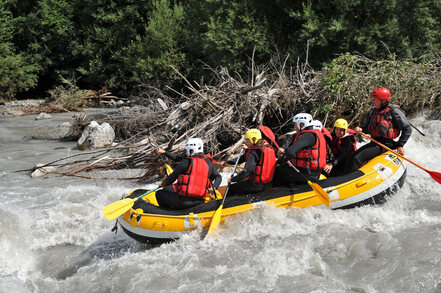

{"left": 334, "top": 119, "right": 348, "bottom": 131}
{"left": 244, "top": 128, "right": 262, "bottom": 144}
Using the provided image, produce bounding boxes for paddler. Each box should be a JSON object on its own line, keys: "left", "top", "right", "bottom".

{"left": 273, "top": 113, "right": 327, "bottom": 187}
{"left": 311, "top": 119, "right": 332, "bottom": 150}
{"left": 346, "top": 87, "right": 412, "bottom": 172}
{"left": 155, "top": 138, "right": 222, "bottom": 209}
{"left": 219, "top": 128, "right": 276, "bottom": 196}
{"left": 323, "top": 118, "right": 357, "bottom": 176}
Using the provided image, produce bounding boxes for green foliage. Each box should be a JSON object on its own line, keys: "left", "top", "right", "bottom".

{"left": 287, "top": 0, "right": 441, "bottom": 65}
{"left": 0, "top": 2, "right": 39, "bottom": 100}
{"left": 201, "top": 0, "right": 270, "bottom": 74}
{"left": 1, "top": 0, "right": 440, "bottom": 101}
{"left": 48, "top": 77, "right": 90, "bottom": 109}
{"left": 116, "top": 0, "right": 188, "bottom": 91}
{"left": 319, "top": 53, "right": 441, "bottom": 123}
{"left": 0, "top": 49, "right": 39, "bottom": 100}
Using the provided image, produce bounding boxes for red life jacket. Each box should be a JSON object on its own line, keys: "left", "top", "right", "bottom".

{"left": 329, "top": 128, "right": 357, "bottom": 156}
{"left": 174, "top": 157, "right": 210, "bottom": 198}
{"left": 290, "top": 129, "right": 327, "bottom": 170}
{"left": 203, "top": 153, "right": 215, "bottom": 164}
{"left": 367, "top": 104, "right": 401, "bottom": 139}
{"left": 245, "top": 145, "right": 276, "bottom": 183}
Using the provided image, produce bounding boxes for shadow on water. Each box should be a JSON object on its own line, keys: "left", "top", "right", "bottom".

{"left": 36, "top": 232, "right": 163, "bottom": 280}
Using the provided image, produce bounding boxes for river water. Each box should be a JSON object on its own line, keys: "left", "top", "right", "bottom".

{"left": 0, "top": 110, "right": 440, "bottom": 293}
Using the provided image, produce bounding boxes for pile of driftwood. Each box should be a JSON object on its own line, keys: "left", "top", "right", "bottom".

{"left": 22, "top": 53, "right": 441, "bottom": 181}
{"left": 27, "top": 61, "right": 336, "bottom": 182}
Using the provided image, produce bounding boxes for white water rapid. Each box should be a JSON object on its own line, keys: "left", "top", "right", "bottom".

{"left": 0, "top": 110, "right": 440, "bottom": 293}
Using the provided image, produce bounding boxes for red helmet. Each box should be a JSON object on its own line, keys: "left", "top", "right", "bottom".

{"left": 371, "top": 87, "right": 391, "bottom": 101}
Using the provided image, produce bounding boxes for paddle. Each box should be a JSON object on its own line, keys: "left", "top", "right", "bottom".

{"left": 102, "top": 187, "right": 160, "bottom": 220}
{"left": 213, "top": 161, "right": 244, "bottom": 169}
{"left": 360, "top": 132, "right": 441, "bottom": 184}
{"left": 207, "top": 148, "right": 244, "bottom": 237}
{"left": 165, "top": 164, "right": 173, "bottom": 175}
{"left": 259, "top": 125, "right": 330, "bottom": 207}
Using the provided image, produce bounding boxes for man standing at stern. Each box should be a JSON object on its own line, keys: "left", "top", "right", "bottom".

{"left": 346, "top": 87, "right": 412, "bottom": 172}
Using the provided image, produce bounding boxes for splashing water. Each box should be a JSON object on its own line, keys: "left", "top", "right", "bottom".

{"left": 0, "top": 111, "right": 440, "bottom": 293}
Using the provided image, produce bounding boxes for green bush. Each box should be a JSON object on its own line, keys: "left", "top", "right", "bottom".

{"left": 2, "top": 0, "right": 441, "bottom": 101}
{"left": 319, "top": 53, "right": 441, "bottom": 125}
{"left": 0, "top": 4, "right": 39, "bottom": 100}
{"left": 48, "top": 77, "right": 90, "bottom": 109}
{"left": 0, "top": 47, "right": 39, "bottom": 100}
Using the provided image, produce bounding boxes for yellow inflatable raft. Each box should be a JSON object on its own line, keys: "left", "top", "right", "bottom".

{"left": 117, "top": 151, "right": 406, "bottom": 243}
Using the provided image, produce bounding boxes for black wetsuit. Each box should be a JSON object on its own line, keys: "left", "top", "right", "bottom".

{"left": 155, "top": 152, "right": 222, "bottom": 209}
{"left": 226, "top": 149, "right": 268, "bottom": 196}
{"left": 345, "top": 103, "right": 412, "bottom": 172}
{"left": 328, "top": 134, "right": 355, "bottom": 176}
{"left": 273, "top": 126, "right": 322, "bottom": 187}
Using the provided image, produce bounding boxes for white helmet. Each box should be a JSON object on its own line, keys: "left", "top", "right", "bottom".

{"left": 293, "top": 113, "right": 313, "bottom": 130}
{"left": 311, "top": 120, "right": 323, "bottom": 130}
{"left": 185, "top": 138, "right": 204, "bottom": 156}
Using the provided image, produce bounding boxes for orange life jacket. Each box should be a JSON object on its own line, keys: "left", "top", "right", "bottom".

{"left": 329, "top": 128, "right": 357, "bottom": 156}
{"left": 174, "top": 157, "right": 210, "bottom": 198}
{"left": 245, "top": 145, "right": 276, "bottom": 183}
{"left": 290, "top": 129, "right": 327, "bottom": 170}
{"left": 367, "top": 104, "right": 401, "bottom": 139}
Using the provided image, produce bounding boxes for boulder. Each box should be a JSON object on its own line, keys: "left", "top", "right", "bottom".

{"left": 31, "top": 163, "right": 56, "bottom": 178}
{"left": 30, "top": 122, "right": 73, "bottom": 140}
{"left": 77, "top": 121, "right": 115, "bottom": 150}
{"left": 35, "top": 112, "right": 52, "bottom": 120}
{"left": 4, "top": 109, "right": 25, "bottom": 116}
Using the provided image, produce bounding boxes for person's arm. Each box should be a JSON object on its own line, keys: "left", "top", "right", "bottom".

{"left": 164, "top": 151, "right": 185, "bottom": 162}
{"left": 281, "top": 134, "right": 295, "bottom": 149}
{"left": 161, "top": 159, "right": 189, "bottom": 186}
{"left": 356, "top": 110, "right": 372, "bottom": 134}
{"left": 357, "top": 108, "right": 373, "bottom": 134}
{"left": 332, "top": 137, "right": 353, "bottom": 166}
{"left": 392, "top": 108, "right": 412, "bottom": 148}
{"left": 277, "top": 133, "right": 316, "bottom": 164}
{"left": 230, "top": 150, "right": 259, "bottom": 182}
{"left": 206, "top": 159, "right": 222, "bottom": 188}
{"left": 226, "top": 155, "right": 247, "bottom": 165}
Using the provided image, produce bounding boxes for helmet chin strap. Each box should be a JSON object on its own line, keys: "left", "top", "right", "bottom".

{"left": 380, "top": 100, "right": 389, "bottom": 110}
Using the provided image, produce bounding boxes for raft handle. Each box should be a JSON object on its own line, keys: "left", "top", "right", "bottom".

{"left": 356, "top": 180, "right": 368, "bottom": 188}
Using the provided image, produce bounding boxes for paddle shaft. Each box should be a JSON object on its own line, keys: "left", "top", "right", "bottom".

{"left": 222, "top": 148, "right": 244, "bottom": 203}
{"left": 206, "top": 149, "right": 244, "bottom": 237}
{"left": 214, "top": 161, "right": 244, "bottom": 169}
{"left": 409, "top": 122, "right": 425, "bottom": 136}
{"left": 135, "top": 186, "right": 160, "bottom": 201}
{"left": 360, "top": 133, "right": 429, "bottom": 172}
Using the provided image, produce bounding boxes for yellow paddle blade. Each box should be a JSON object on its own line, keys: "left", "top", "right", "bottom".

{"left": 215, "top": 190, "right": 223, "bottom": 199}
{"left": 308, "top": 181, "right": 330, "bottom": 207}
{"left": 165, "top": 164, "right": 173, "bottom": 175}
{"left": 102, "top": 198, "right": 136, "bottom": 220}
{"left": 207, "top": 204, "right": 223, "bottom": 237}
